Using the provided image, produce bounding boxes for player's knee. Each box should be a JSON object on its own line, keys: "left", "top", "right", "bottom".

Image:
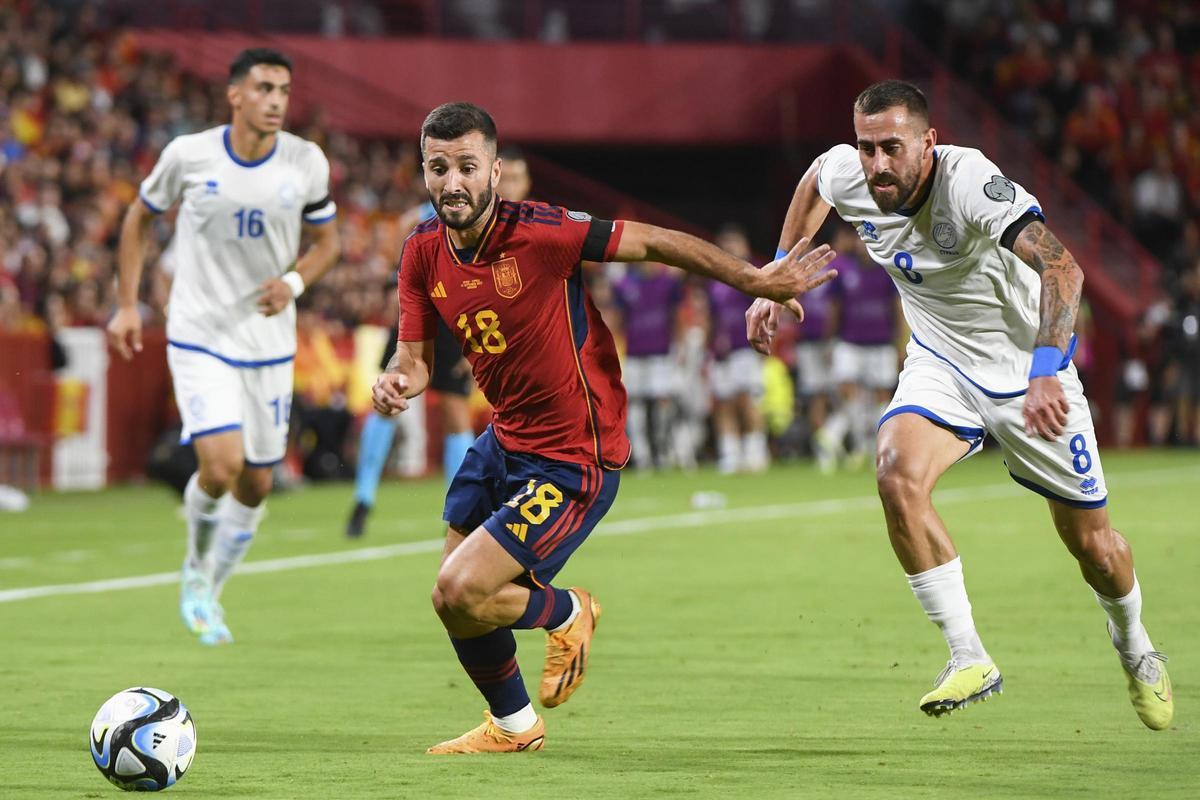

{"left": 875, "top": 451, "right": 928, "bottom": 512}
{"left": 433, "top": 571, "right": 483, "bottom": 618}
{"left": 240, "top": 470, "right": 273, "bottom": 505}
{"left": 197, "top": 458, "right": 240, "bottom": 493}
{"left": 1064, "top": 524, "right": 1125, "bottom": 577}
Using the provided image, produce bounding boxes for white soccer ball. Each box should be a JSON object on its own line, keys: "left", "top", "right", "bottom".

{"left": 89, "top": 687, "right": 197, "bottom": 792}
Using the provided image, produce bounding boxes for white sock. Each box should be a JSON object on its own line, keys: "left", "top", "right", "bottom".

{"left": 184, "top": 473, "right": 223, "bottom": 571}
{"left": 741, "top": 431, "right": 769, "bottom": 470}
{"left": 492, "top": 702, "right": 538, "bottom": 734}
{"left": 717, "top": 433, "right": 740, "bottom": 472}
{"left": 627, "top": 400, "right": 652, "bottom": 469}
{"left": 208, "top": 497, "right": 264, "bottom": 600}
{"left": 1095, "top": 576, "right": 1153, "bottom": 657}
{"left": 906, "top": 556, "right": 991, "bottom": 666}
{"left": 548, "top": 589, "right": 581, "bottom": 633}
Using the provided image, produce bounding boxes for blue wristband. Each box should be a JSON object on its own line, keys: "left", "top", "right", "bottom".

{"left": 1029, "top": 346, "right": 1064, "bottom": 379}
{"left": 775, "top": 247, "right": 788, "bottom": 260}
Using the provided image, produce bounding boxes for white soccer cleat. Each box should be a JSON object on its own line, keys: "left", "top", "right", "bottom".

{"left": 198, "top": 601, "right": 233, "bottom": 646}
{"left": 179, "top": 562, "right": 212, "bottom": 636}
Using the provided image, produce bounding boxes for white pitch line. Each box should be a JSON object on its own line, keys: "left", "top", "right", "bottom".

{"left": 0, "top": 465, "right": 1195, "bottom": 605}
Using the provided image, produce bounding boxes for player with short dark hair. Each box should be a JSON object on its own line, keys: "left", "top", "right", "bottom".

{"left": 374, "top": 102, "right": 837, "bottom": 753}
{"left": 108, "top": 47, "right": 340, "bottom": 645}
{"left": 748, "top": 80, "right": 1172, "bottom": 729}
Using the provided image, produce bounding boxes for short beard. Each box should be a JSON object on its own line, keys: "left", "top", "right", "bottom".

{"left": 437, "top": 184, "right": 494, "bottom": 231}
{"left": 868, "top": 176, "right": 919, "bottom": 214}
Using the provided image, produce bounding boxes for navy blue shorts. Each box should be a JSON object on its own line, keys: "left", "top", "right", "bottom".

{"left": 443, "top": 426, "right": 620, "bottom": 586}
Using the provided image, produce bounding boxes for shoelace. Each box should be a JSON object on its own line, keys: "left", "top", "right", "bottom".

{"left": 932, "top": 659, "right": 960, "bottom": 688}
{"left": 1131, "top": 650, "right": 1168, "bottom": 683}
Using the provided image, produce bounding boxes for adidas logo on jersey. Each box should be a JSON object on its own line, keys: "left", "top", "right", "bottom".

{"left": 505, "top": 522, "right": 528, "bottom": 542}
{"left": 430, "top": 281, "right": 447, "bottom": 299}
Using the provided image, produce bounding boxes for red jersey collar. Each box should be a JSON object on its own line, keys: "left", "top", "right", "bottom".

{"left": 442, "top": 198, "right": 502, "bottom": 266}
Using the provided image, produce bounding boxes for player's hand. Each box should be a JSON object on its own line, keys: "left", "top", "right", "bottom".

{"left": 754, "top": 237, "right": 838, "bottom": 319}
{"left": 746, "top": 297, "right": 783, "bottom": 355}
{"left": 1023, "top": 376, "right": 1069, "bottom": 441}
{"left": 106, "top": 306, "right": 143, "bottom": 361}
{"left": 257, "top": 278, "right": 294, "bottom": 316}
{"left": 372, "top": 372, "right": 410, "bottom": 416}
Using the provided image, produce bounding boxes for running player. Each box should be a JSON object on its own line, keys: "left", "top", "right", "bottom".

{"left": 373, "top": 102, "right": 837, "bottom": 753}
{"left": 107, "top": 48, "right": 341, "bottom": 645}
{"left": 747, "top": 80, "right": 1172, "bottom": 729}
{"left": 347, "top": 149, "right": 534, "bottom": 538}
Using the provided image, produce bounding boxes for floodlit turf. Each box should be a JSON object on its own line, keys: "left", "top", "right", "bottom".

{"left": 1, "top": 450, "right": 1197, "bottom": 798}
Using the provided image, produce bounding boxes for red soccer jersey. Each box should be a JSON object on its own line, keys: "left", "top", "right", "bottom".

{"left": 397, "top": 200, "right": 631, "bottom": 469}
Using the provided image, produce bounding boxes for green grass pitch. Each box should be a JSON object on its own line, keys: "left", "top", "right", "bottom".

{"left": 1, "top": 450, "right": 1196, "bottom": 798}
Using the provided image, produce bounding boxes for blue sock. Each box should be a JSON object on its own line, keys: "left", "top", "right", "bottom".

{"left": 511, "top": 586, "right": 573, "bottom": 630}
{"left": 449, "top": 629, "right": 530, "bottom": 716}
{"left": 354, "top": 413, "right": 398, "bottom": 506}
{"left": 443, "top": 431, "right": 474, "bottom": 486}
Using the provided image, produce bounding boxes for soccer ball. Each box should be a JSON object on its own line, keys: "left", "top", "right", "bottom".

{"left": 89, "top": 687, "right": 197, "bottom": 792}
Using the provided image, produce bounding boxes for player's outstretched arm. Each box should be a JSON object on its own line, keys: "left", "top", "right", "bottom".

{"left": 258, "top": 219, "right": 342, "bottom": 316}
{"left": 747, "top": 157, "right": 833, "bottom": 354}
{"left": 1012, "top": 220, "right": 1083, "bottom": 440}
{"left": 613, "top": 222, "right": 837, "bottom": 318}
{"left": 106, "top": 199, "right": 156, "bottom": 360}
{"left": 372, "top": 339, "right": 434, "bottom": 416}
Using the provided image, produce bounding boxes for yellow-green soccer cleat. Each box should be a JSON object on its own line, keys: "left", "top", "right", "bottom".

{"left": 919, "top": 660, "right": 1003, "bottom": 717}
{"left": 1109, "top": 624, "right": 1173, "bottom": 731}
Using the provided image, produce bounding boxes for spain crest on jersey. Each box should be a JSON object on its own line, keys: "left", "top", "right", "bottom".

{"left": 491, "top": 257, "right": 523, "bottom": 298}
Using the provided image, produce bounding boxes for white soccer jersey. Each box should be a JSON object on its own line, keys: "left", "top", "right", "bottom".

{"left": 817, "top": 143, "right": 1059, "bottom": 397}
{"left": 140, "top": 125, "right": 336, "bottom": 363}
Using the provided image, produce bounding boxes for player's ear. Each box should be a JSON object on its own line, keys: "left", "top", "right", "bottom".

{"left": 491, "top": 152, "right": 502, "bottom": 188}
{"left": 226, "top": 82, "right": 239, "bottom": 111}
{"left": 924, "top": 126, "right": 937, "bottom": 155}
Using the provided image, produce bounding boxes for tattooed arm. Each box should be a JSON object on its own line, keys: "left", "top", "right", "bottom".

{"left": 1011, "top": 221, "right": 1082, "bottom": 440}
{"left": 1012, "top": 221, "right": 1084, "bottom": 352}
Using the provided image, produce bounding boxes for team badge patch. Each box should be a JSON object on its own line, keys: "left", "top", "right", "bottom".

{"left": 566, "top": 210, "right": 591, "bottom": 222}
{"left": 491, "top": 257, "right": 523, "bottom": 299}
{"left": 983, "top": 175, "right": 1016, "bottom": 203}
{"left": 933, "top": 222, "right": 958, "bottom": 249}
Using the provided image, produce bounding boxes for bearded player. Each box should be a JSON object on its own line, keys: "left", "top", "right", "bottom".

{"left": 373, "top": 102, "right": 838, "bottom": 753}
{"left": 747, "top": 80, "right": 1172, "bottom": 729}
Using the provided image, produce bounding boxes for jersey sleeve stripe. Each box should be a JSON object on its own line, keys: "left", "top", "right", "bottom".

{"left": 139, "top": 192, "right": 165, "bottom": 214}
{"left": 302, "top": 195, "right": 332, "bottom": 214}
{"left": 581, "top": 218, "right": 616, "bottom": 262}
{"left": 999, "top": 207, "right": 1045, "bottom": 251}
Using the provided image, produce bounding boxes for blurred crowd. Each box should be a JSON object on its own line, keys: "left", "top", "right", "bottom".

{"left": 910, "top": 0, "right": 1200, "bottom": 445}
{"left": 3, "top": 2, "right": 1194, "bottom": 487}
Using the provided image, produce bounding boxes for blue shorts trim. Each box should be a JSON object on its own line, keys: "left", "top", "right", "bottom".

{"left": 444, "top": 426, "right": 620, "bottom": 585}
{"left": 304, "top": 213, "right": 336, "bottom": 225}
{"left": 181, "top": 423, "right": 242, "bottom": 444}
{"left": 244, "top": 457, "right": 283, "bottom": 468}
{"left": 168, "top": 340, "right": 295, "bottom": 368}
{"left": 879, "top": 404, "right": 986, "bottom": 456}
{"left": 1008, "top": 471, "right": 1107, "bottom": 509}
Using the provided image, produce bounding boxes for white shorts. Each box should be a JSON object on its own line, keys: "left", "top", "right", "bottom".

{"left": 711, "top": 348, "right": 764, "bottom": 401}
{"left": 623, "top": 354, "right": 677, "bottom": 400}
{"left": 880, "top": 343, "right": 1107, "bottom": 508}
{"left": 794, "top": 341, "right": 833, "bottom": 395}
{"left": 168, "top": 344, "right": 294, "bottom": 466}
{"left": 833, "top": 342, "right": 899, "bottom": 390}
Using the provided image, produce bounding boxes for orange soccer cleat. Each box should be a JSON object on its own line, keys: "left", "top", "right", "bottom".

{"left": 539, "top": 587, "right": 601, "bottom": 708}
{"left": 426, "top": 712, "right": 546, "bottom": 755}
